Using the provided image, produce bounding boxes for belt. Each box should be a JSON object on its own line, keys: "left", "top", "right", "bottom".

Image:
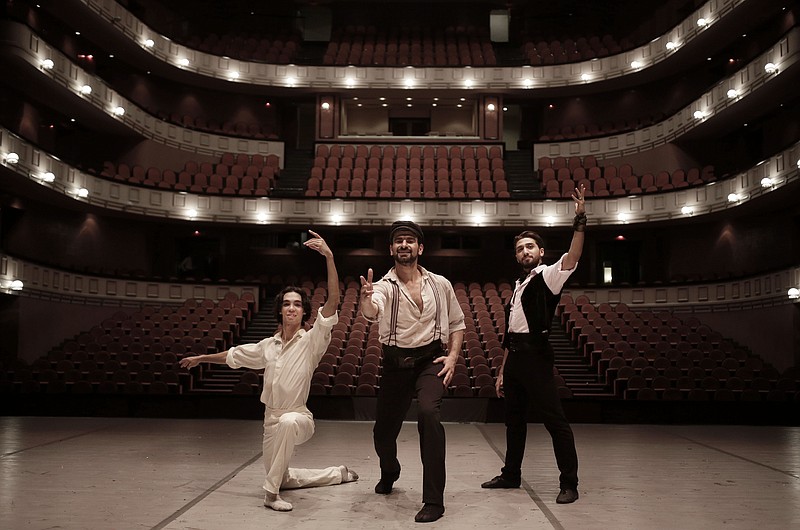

{"left": 506, "top": 332, "right": 549, "bottom": 351}
{"left": 383, "top": 341, "right": 443, "bottom": 369}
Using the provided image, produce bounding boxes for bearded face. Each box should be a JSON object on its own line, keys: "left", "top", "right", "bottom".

{"left": 515, "top": 237, "right": 545, "bottom": 271}
{"left": 390, "top": 232, "right": 423, "bottom": 265}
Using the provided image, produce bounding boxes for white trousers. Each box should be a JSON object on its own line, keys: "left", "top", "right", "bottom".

{"left": 262, "top": 410, "right": 345, "bottom": 494}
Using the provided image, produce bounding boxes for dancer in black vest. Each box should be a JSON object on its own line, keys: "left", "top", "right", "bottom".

{"left": 481, "top": 184, "right": 586, "bottom": 504}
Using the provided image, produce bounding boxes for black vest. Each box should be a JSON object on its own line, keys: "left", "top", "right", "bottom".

{"left": 502, "top": 273, "right": 562, "bottom": 348}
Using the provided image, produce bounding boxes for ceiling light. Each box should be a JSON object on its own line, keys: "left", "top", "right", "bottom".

{"left": 321, "top": 102, "right": 330, "bottom": 110}
{"left": 487, "top": 103, "right": 496, "bottom": 111}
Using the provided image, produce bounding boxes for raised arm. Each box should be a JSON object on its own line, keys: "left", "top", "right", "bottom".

{"left": 304, "top": 230, "right": 340, "bottom": 318}
{"left": 561, "top": 184, "right": 586, "bottom": 271}
{"left": 359, "top": 268, "right": 379, "bottom": 319}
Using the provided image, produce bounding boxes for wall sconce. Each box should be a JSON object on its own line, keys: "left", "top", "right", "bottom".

{"left": 726, "top": 89, "right": 738, "bottom": 98}
{"left": 630, "top": 60, "right": 642, "bottom": 69}
{"left": 580, "top": 73, "right": 590, "bottom": 81}
{"left": 80, "top": 84, "right": 92, "bottom": 95}
{"left": 256, "top": 213, "right": 268, "bottom": 224}
{"left": 760, "top": 177, "right": 774, "bottom": 188}
{"left": 187, "top": 208, "right": 198, "bottom": 220}
{"left": 4, "top": 152, "right": 20, "bottom": 164}
{"left": 144, "top": 39, "right": 155, "bottom": 48}
{"left": 76, "top": 187, "right": 89, "bottom": 198}
{"left": 764, "top": 62, "right": 778, "bottom": 74}
{"left": 681, "top": 206, "right": 694, "bottom": 215}
{"left": 404, "top": 78, "right": 414, "bottom": 88}
{"left": 486, "top": 103, "right": 496, "bottom": 112}
{"left": 665, "top": 41, "right": 678, "bottom": 50}
{"left": 697, "top": 18, "right": 708, "bottom": 27}
{"left": 9, "top": 279, "right": 23, "bottom": 291}
{"left": 464, "top": 79, "right": 473, "bottom": 88}
{"left": 693, "top": 110, "right": 706, "bottom": 119}
{"left": 112, "top": 106, "right": 126, "bottom": 116}
{"left": 617, "top": 213, "right": 629, "bottom": 223}
{"left": 229, "top": 71, "right": 240, "bottom": 79}
{"left": 40, "top": 172, "right": 56, "bottom": 182}
{"left": 727, "top": 193, "right": 741, "bottom": 202}
{"left": 321, "top": 102, "right": 331, "bottom": 110}
{"left": 41, "top": 58, "right": 54, "bottom": 69}
{"left": 178, "top": 58, "right": 190, "bottom": 67}
{"left": 788, "top": 287, "right": 800, "bottom": 300}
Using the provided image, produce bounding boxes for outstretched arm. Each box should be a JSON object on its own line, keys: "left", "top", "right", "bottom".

{"left": 179, "top": 351, "right": 229, "bottom": 369}
{"left": 561, "top": 184, "right": 586, "bottom": 271}
{"left": 304, "top": 230, "right": 339, "bottom": 318}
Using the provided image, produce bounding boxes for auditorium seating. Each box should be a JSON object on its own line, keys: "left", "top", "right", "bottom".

{"left": 538, "top": 156, "right": 714, "bottom": 198}
{"left": 101, "top": 154, "right": 280, "bottom": 196}
{"left": 558, "top": 294, "right": 797, "bottom": 401}
{"left": 520, "top": 33, "right": 634, "bottom": 66}
{"left": 2, "top": 292, "right": 256, "bottom": 395}
{"left": 322, "top": 25, "right": 496, "bottom": 67}
{"left": 306, "top": 144, "right": 508, "bottom": 199}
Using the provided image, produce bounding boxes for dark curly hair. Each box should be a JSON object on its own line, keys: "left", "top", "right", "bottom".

{"left": 274, "top": 286, "right": 312, "bottom": 325}
{"left": 513, "top": 230, "right": 545, "bottom": 250}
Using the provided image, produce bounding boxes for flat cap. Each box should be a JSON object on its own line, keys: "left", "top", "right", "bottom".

{"left": 389, "top": 220, "right": 424, "bottom": 244}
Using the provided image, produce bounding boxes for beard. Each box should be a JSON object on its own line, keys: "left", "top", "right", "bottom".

{"left": 393, "top": 251, "right": 417, "bottom": 265}
{"left": 520, "top": 255, "right": 541, "bottom": 271}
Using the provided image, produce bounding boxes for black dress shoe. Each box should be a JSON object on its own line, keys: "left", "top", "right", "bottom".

{"left": 374, "top": 477, "right": 395, "bottom": 494}
{"left": 414, "top": 503, "right": 444, "bottom": 523}
{"left": 556, "top": 488, "right": 579, "bottom": 504}
{"left": 481, "top": 475, "right": 520, "bottom": 489}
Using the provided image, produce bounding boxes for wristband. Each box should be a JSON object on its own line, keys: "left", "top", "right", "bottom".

{"left": 573, "top": 212, "right": 587, "bottom": 232}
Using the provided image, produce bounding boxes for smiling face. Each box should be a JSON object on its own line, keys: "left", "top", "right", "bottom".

{"left": 515, "top": 237, "right": 545, "bottom": 271}
{"left": 280, "top": 291, "right": 305, "bottom": 327}
{"left": 390, "top": 231, "right": 423, "bottom": 265}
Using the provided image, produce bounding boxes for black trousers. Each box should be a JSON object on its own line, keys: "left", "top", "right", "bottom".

{"left": 501, "top": 335, "right": 579, "bottom": 489}
{"left": 374, "top": 343, "right": 446, "bottom": 506}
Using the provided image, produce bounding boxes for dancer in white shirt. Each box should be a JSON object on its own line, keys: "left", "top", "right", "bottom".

{"left": 180, "top": 230, "right": 357, "bottom": 512}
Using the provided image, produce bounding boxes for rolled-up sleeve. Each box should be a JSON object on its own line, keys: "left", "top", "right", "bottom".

{"left": 365, "top": 283, "right": 388, "bottom": 323}
{"left": 226, "top": 340, "right": 269, "bottom": 370}
{"left": 304, "top": 308, "right": 339, "bottom": 362}
{"left": 543, "top": 253, "right": 577, "bottom": 294}
{"left": 444, "top": 280, "right": 466, "bottom": 332}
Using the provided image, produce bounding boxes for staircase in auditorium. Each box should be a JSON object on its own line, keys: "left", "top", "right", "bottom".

{"left": 549, "top": 316, "right": 616, "bottom": 398}
{"left": 272, "top": 149, "right": 314, "bottom": 197}
{"left": 187, "top": 301, "right": 278, "bottom": 393}
{"left": 503, "top": 150, "right": 541, "bottom": 199}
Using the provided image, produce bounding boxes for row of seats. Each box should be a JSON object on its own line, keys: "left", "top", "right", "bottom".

{"left": 543, "top": 167, "right": 714, "bottom": 198}
{"left": 323, "top": 25, "right": 496, "bottom": 67}
{"left": 182, "top": 31, "right": 301, "bottom": 63}
{"left": 558, "top": 296, "right": 799, "bottom": 401}
{"left": 316, "top": 144, "right": 503, "bottom": 160}
{"left": 100, "top": 154, "right": 280, "bottom": 196}
{"left": 304, "top": 173, "right": 509, "bottom": 199}
{"left": 155, "top": 111, "right": 279, "bottom": 141}
{"left": 537, "top": 116, "right": 664, "bottom": 142}
{"left": 521, "top": 34, "right": 634, "bottom": 66}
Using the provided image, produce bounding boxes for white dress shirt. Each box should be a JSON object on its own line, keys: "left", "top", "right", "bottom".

{"left": 226, "top": 308, "right": 338, "bottom": 411}
{"left": 370, "top": 266, "right": 465, "bottom": 348}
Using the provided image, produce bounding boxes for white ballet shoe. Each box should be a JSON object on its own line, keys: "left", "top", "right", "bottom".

{"left": 340, "top": 465, "right": 359, "bottom": 483}
{"left": 264, "top": 492, "right": 293, "bottom": 512}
